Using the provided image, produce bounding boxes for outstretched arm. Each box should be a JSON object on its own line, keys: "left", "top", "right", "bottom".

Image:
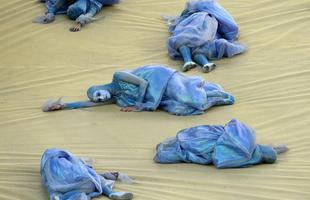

{"left": 41, "top": 97, "right": 115, "bottom": 112}
{"left": 114, "top": 71, "right": 148, "bottom": 103}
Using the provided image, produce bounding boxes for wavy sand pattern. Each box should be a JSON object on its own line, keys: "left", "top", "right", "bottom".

{"left": 0, "top": 0, "right": 310, "bottom": 199}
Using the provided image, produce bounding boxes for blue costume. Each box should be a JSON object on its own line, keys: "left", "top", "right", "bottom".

{"left": 167, "top": 0, "right": 246, "bottom": 72}
{"left": 41, "top": 148, "right": 133, "bottom": 200}
{"left": 35, "top": 0, "right": 119, "bottom": 25}
{"left": 154, "top": 119, "right": 287, "bottom": 168}
{"left": 87, "top": 65, "right": 234, "bottom": 116}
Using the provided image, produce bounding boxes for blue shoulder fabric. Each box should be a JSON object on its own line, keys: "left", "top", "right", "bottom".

{"left": 185, "top": 0, "right": 239, "bottom": 40}
{"left": 41, "top": 149, "right": 113, "bottom": 200}
{"left": 154, "top": 119, "right": 277, "bottom": 168}
{"left": 132, "top": 65, "right": 176, "bottom": 111}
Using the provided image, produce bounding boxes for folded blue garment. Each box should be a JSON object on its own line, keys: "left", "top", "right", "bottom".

{"left": 167, "top": 0, "right": 245, "bottom": 59}
{"left": 41, "top": 148, "right": 133, "bottom": 200}
{"left": 154, "top": 119, "right": 282, "bottom": 168}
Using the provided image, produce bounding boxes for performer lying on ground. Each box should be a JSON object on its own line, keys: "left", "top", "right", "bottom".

{"left": 41, "top": 148, "right": 134, "bottom": 200}
{"left": 34, "top": 0, "right": 119, "bottom": 32}
{"left": 154, "top": 119, "right": 288, "bottom": 168}
{"left": 165, "top": 0, "right": 246, "bottom": 72}
{"left": 42, "top": 65, "right": 234, "bottom": 116}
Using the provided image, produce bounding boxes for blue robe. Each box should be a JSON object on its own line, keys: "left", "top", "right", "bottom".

{"left": 168, "top": 0, "right": 245, "bottom": 60}
{"left": 87, "top": 65, "right": 234, "bottom": 116}
{"left": 154, "top": 119, "right": 278, "bottom": 168}
{"left": 41, "top": 149, "right": 117, "bottom": 200}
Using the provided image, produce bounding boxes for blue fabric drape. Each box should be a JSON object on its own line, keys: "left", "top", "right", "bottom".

{"left": 41, "top": 149, "right": 115, "bottom": 200}
{"left": 154, "top": 119, "right": 278, "bottom": 168}
{"left": 167, "top": 0, "right": 246, "bottom": 60}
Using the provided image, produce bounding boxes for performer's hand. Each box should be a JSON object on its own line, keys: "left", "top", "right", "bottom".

{"left": 49, "top": 104, "right": 63, "bottom": 111}
{"left": 42, "top": 98, "right": 64, "bottom": 112}
{"left": 70, "top": 23, "right": 82, "bottom": 32}
{"left": 120, "top": 106, "right": 137, "bottom": 112}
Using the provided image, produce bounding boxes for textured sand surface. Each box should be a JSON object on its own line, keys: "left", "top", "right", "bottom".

{"left": 0, "top": 0, "right": 310, "bottom": 199}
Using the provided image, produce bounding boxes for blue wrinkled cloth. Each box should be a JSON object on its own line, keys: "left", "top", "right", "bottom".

{"left": 87, "top": 65, "right": 234, "bottom": 115}
{"left": 41, "top": 148, "right": 116, "bottom": 200}
{"left": 167, "top": 0, "right": 245, "bottom": 59}
{"left": 154, "top": 119, "right": 278, "bottom": 168}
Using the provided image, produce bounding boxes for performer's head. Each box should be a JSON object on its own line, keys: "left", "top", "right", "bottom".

{"left": 87, "top": 86, "right": 112, "bottom": 102}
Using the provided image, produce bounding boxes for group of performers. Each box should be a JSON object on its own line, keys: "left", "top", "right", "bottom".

{"left": 35, "top": 1, "right": 287, "bottom": 200}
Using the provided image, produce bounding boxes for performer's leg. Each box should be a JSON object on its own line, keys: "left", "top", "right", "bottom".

{"left": 179, "top": 46, "right": 197, "bottom": 72}
{"left": 193, "top": 53, "right": 216, "bottom": 73}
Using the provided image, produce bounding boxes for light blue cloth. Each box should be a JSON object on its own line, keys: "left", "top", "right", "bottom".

{"left": 87, "top": 65, "right": 234, "bottom": 115}
{"left": 167, "top": 0, "right": 245, "bottom": 59}
{"left": 154, "top": 119, "right": 278, "bottom": 168}
{"left": 41, "top": 148, "right": 126, "bottom": 200}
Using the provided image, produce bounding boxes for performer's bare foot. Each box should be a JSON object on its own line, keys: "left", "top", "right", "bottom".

{"left": 33, "top": 13, "right": 55, "bottom": 24}
{"left": 201, "top": 63, "right": 216, "bottom": 73}
{"left": 273, "top": 144, "right": 289, "bottom": 154}
{"left": 182, "top": 61, "right": 197, "bottom": 72}
{"left": 120, "top": 106, "right": 136, "bottom": 112}
{"left": 70, "top": 23, "right": 82, "bottom": 32}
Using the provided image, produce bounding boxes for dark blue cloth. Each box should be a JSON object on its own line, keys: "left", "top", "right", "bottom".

{"left": 154, "top": 119, "right": 277, "bottom": 168}
{"left": 42, "top": 0, "right": 119, "bottom": 17}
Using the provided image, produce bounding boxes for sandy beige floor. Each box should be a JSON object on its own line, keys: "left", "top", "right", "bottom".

{"left": 0, "top": 0, "right": 310, "bottom": 199}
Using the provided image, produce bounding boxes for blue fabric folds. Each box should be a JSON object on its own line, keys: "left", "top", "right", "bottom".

{"left": 167, "top": 0, "right": 245, "bottom": 59}
{"left": 87, "top": 65, "right": 234, "bottom": 115}
{"left": 132, "top": 65, "right": 234, "bottom": 115}
{"left": 42, "top": 0, "right": 119, "bottom": 16}
{"left": 130, "top": 65, "right": 177, "bottom": 111}
{"left": 154, "top": 119, "right": 278, "bottom": 168}
{"left": 158, "top": 71, "right": 234, "bottom": 115}
{"left": 41, "top": 149, "right": 117, "bottom": 200}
